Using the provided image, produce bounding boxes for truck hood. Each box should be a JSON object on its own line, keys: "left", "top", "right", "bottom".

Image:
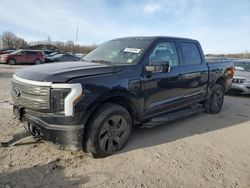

{"left": 14, "top": 61, "right": 122, "bottom": 83}
{"left": 234, "top": 70, "right": 250, "bottom": 80}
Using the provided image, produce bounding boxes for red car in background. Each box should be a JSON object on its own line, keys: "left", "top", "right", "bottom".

{"left": 0, "top": 50, "right": 44, "bottom": 65}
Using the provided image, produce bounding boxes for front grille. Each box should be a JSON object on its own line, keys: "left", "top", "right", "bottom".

{"left": 12, "top": 78, "right": 51, "bottom": 110}
{"left": 232, "top": 78, "right": 245, "bottom": 84}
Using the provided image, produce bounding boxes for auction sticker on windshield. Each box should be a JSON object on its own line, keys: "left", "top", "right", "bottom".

{"left": 124, "top": 48, "right": 141, "bottom": 54}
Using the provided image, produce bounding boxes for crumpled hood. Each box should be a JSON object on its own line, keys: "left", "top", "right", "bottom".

{"left": 14, "top": 61, "right": 122, "bottom": 83}
{"left": 234, "top": 70, "right": 250, "bottom": 80}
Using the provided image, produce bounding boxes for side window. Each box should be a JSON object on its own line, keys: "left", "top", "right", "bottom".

{"left": 26, "top": 51, "right": 32, "bottom": 55}
{"left": 180, "top": 42, "right": 202, "bottom": 65}
{"left": 26, "top": 51, "right": 37, "bottom": 55}
{"left": 20, "top": 51, "right": 26, "bottom": 55}
{"left": 149, "top": 42, "right": 179, "bottom": 67}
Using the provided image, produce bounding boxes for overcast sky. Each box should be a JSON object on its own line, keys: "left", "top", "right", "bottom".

{"left": 1, "top": 0, "right": 250, "bottom": 54}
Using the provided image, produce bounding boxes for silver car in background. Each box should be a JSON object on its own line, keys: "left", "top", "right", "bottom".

{"left": 231, "top": 60, "right": 250, "bottom": 94}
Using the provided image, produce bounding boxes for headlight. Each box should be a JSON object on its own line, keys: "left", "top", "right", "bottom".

{"left": 51, "top": 88, "right": 71, "bottom": 114}
{"left": 51, "top": 84, "right": 83, "bottom": 116}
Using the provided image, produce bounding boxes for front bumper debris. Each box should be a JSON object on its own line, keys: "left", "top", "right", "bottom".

{"left": 13, "top": 106, "right": 84, "bottom": 151}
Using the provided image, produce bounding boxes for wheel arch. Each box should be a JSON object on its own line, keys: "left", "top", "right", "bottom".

{"left": 205, "top": 76, "right": 226, "bottom": 101}
{"left": 100, "top": 95, "right": 138, "bottom": 123}
{"left": 7, "top": 58, "right": 16, "bottom": 64}
{"left": 33, "top": 58, "right": 41, "bottom": 64}
{"left": 214, "top": 76, "right": 226, "bottom": 91}
{"left": 84, "top": 92, "right": 141, "bottom": 128}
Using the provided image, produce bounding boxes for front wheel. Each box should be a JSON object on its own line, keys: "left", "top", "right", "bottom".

{"left": 8, "top": 59, "right": 16, "bottom": 65}
{"left": 84, "top": 103, "right": 132, "bottom": 158}
{"left": 204, "top": 84, "right": 224, "bottom": 114}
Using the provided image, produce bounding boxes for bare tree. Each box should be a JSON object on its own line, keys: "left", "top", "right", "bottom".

{"left": 54, "top": 41, "right": 65, "bottom": 51}
{"left": 14, "top": 38, "right": 29, "bottom": 49}
{"left": 1, "top": 31, "right": 97, "bottom": 53}
{"left": 65, "top": 40, "right": 75, "bottom": 52}
{"left": 1, "top": 31, "right": 17, "bottom": 48}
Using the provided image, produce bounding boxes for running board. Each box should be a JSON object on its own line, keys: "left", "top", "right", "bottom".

{"left": 141, "top": 105, "right": 204, "bottom": 128}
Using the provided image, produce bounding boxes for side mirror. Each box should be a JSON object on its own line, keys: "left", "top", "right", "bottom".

{"left": 145, "top": 61, "right": 170, "bottom": 74}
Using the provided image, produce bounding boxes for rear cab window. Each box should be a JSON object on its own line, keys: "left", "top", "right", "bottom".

{"left": 180, "top": 42, "right": 202, "bottom": 65}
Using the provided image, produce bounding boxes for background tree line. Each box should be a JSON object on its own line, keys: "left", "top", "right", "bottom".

{"left": 206, "top": 52, "right": 250, "bottom": 59}
{"left": 1, "top": 31, "right": 250, "bottom": 58}
{"left": 0, "top": 31, "right": 96, "bottom": 54}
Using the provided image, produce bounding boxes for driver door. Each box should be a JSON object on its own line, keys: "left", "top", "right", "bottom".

{"left": 143, "top": 41, "right": 189, "bottom": 117}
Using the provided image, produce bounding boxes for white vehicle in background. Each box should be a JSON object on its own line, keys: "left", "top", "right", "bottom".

{"left": 230, "top": 59, "right": 250, "bottom": 94}
{"left": 47, "top": 53, "right": 80, "bottom": 62}
{"left": 75, "top": 53, "right": 87, "bottom": 59}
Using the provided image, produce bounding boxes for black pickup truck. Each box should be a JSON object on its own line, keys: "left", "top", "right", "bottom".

{"left": 12, "top": 37, "right": 234, "bottom": 157}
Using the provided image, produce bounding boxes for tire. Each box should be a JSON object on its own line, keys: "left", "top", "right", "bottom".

{"left": 204, "top": 84, "right": 224, "bottom": 114}
{"left": 84, "top": 103, "right": 132, "bottom": 158}
{"left": 34, "top": 59, "right": 41, "bottom": 65}
{"left": 7, "top": 59, "right": 16, "bottom": 65}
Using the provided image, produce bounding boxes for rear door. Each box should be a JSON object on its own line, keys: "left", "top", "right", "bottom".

{"left": 177, "top": 41, "right": 209, "bottom": 100}
{"left": 25, "top": 51, "right": 36, "bottom": 64}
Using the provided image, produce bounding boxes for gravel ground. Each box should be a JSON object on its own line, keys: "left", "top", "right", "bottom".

{"left": 0, "top": 64, "right": 250, "bottom": 188}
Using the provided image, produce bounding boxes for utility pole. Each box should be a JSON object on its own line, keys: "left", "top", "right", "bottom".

{"left": 75, "top": 26, "right": 78, "bottom": 45}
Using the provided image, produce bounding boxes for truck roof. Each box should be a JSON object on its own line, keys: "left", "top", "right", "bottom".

{"left": 112, "top": 36, "right": 198, "bottom": 43}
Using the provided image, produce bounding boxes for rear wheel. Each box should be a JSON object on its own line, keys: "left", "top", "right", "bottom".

{"left": 8, "top": 59, "right": 16, "bottom": 65}
{"left": 204, "top": 84, "right": 224, "bottom": 114}
{"left": 84, "top": 103, "right": 132, "bottom": 158}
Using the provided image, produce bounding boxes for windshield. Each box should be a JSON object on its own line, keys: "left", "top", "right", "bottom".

{"left": 83, "top": 38, "right": 152, "bottom": 64}
{"left": 234, "top": 61, "right": 250, "bottom": 72}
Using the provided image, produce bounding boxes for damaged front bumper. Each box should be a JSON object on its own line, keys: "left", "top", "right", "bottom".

{"left": 14, "top": 106, "right": 84, "bottom": 151}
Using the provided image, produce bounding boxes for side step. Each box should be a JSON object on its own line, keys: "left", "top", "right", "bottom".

{"left": 141, "top": 105, "right": 204, "bottom": 128}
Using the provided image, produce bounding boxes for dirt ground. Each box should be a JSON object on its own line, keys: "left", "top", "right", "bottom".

{"left": 0, "top": 64, "right": 250, "bottom": 188}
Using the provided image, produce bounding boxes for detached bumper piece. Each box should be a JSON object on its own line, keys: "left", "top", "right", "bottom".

{"left": 22, "top": 113, "right": 84, "bottom": 151}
